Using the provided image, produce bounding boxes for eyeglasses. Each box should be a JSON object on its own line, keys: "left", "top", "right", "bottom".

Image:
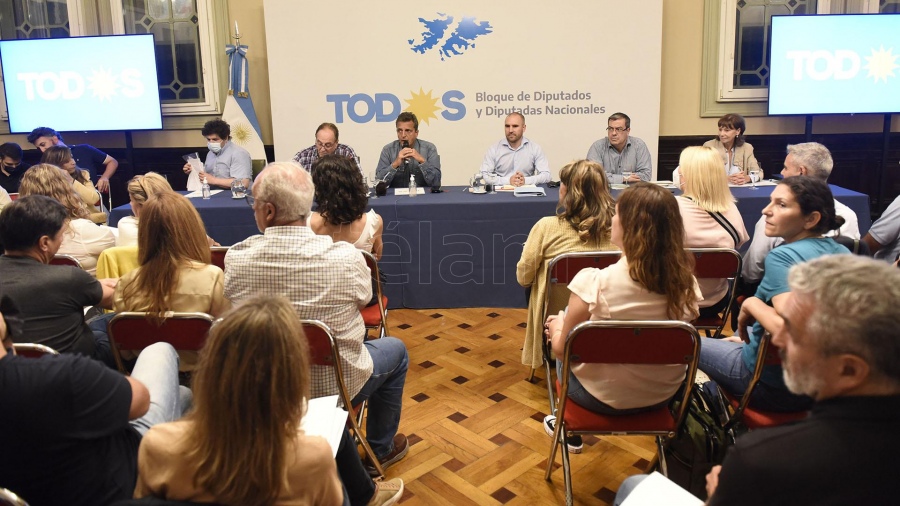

{"left": 246, "top": 189, "right": 255, "bottom": 207}
{"left": 606, "top": 127, "right": 628, "bottom": 133}
{"left": 315, "top": 141, "right": 336, "bottom": 150}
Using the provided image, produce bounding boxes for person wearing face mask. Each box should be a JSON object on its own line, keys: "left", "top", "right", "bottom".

{"left": 0, "top": 195, "right": 118, "bottom": 367}
{"left": 182, "top": 119, "right": 252, "bottom": 190}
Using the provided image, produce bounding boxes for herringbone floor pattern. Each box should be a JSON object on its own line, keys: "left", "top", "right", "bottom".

{"left": 379, "top": 308, "right": 657, "bottom": 505}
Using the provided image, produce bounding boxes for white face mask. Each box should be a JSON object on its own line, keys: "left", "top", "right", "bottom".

{"left": 208, "top": 142, "right": 222, "bottom": 153}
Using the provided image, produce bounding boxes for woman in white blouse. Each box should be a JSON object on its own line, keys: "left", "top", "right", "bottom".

{"left": 18, "top": 164, "right": 115, "bottom": 275}
{"left": 117, "top": 172, "right": 173, "bottom": 247}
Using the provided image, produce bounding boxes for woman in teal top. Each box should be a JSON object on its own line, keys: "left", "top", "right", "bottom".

{"left": 699, "top": 176, "right": 850, "bottom": 412}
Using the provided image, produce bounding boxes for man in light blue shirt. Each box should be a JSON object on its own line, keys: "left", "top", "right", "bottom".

{"left": 586, "top": 112, "right": 652, "bottom": 183}
{"left": 480, "top": 113, "right": 551, "bottom": 186}
{"left": 182, "top": 119, "right": 253, "bottom": 189}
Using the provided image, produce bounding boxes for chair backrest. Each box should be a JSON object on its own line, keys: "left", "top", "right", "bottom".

{"left": 12, "top": 343, "right": 60, "bottom": 358}
{"left": 210, "top": 246, "right": 229, "bottom": 271}
{"left": 833, "top": 235, "right": 871, "bottom": 256}
{"left": 360, "top": 250, "right": 387, "bottom": 331}
{"left": 688, "top": 248, "right": 742, "bottom": 280}
{"left": 559, "top": 320, "right": 701, "bottom": 433}
{"left": 8, "top": 193, "right": 18, "bottom": 201}
{"left": 107, "top": 312, "right": 215, "bottom": 372}
{"left": 300, "top": 320, "right": 356, "bottom": 410}
{"left": 543, "top": 251, "right": 621, "bottom": 323}
{"left": 49, "top": 254, "right": 83, "bottom": 269}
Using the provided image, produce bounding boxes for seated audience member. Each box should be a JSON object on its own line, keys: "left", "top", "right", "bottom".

{"left": 703, "top": 113, "right": 760, "bottom": 185}
{"left": 615, "top": 256, "right": 900, "bottom": 505}
{"left": 117, "top": 172, "right": 174, "bottom": 247}
{"left": 0, "top": 141, "right": 25, "bottom": 194}
{"left": 0, "top": 185, "right": 11, "bottom": 212}
{"left": 19, "top": 163, "right": 116, "bottom": 275}
{"left": 135, "top": 296, "right": 402, "bottom": 505}
{"left": 293, "top": 122, "right": 360, "bottom": 172}
{"left": 543, "top": 183, "right": 701, "bottom": 452}
{"left": 742, "top": 142, "right": 859, "bottom": 289}
{"left": 480, "top": 112, "right": 551, "bottom": 186}
{"left": 675, "top": 146, "right": 749, "bottom": 317}
{"left": 311, "top": 155, "right": 384, "bottom": 307}
{"left": 41, "top": 145, "right": 107, "bottom": 223}
{"left": 375, "top": 112, "right": 441, "bottom": 188}
{"left": 114, "top": 192, "right": 230, "bottom": 369}
{"left": 0, "top": 196, "right": 117, "bottom": 366}
{"left": 225, "top": 162, "right": 410, "bottom": 473}
{"left": 0, "top": 295, "right": 189, "bottom": 506}
{"left": 28, "top": 126, "right": 119, "bottom": 192}
{"left": 863, "top": 193, "right": 900, "bottom": 263}
{"left": 517, "top": 160, "right": 618, "bottom": 370}
{"left": 701, "top": 177, "right": 849, "bottom": 412}
{"left": 182, "top": 119, "right": 252, "bottom": 190}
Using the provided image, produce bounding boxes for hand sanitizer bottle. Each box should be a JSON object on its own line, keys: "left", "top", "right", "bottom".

{"left": 201, "top": 178, "right": 211, "bottom": 200}
{"left": 408, "top": 174, "right": 417, "bottom": 198}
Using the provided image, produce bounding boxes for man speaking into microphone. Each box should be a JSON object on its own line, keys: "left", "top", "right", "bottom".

{"left": 376, "top": 112, "right": 442, "bottom": 188}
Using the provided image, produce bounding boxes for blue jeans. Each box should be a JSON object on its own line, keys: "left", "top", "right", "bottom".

{"left": 350, "top": 336, "right": 408, "bottom": 459}
{"left": 556, "top": 361, "right": 668, "bottom": 415}
{"left": 88, "top": 312, "right": 117, "bottom": 369}
{"left": 127, "top": 342, "right": 192, "bottom": 436}
{"left": 614, "top": 474, "right": 648, "bottom": 506}
{"left": 699, "top": 337, "right": 812, "bottom": 412}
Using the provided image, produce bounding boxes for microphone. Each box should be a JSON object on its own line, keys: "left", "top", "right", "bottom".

{"left": 401, "top": 140, "right": 410, "bottom": 169}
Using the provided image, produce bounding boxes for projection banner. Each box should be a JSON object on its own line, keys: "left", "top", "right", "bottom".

{"left": 264, "top": 1, "right": 663, "bottom": 184}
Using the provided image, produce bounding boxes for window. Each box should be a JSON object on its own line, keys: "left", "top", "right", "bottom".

{"left": 702, "top": 0, "right": 883, "bottom": 116}
{"left": 0, "top": 0, "right": 229, "bottom": 131}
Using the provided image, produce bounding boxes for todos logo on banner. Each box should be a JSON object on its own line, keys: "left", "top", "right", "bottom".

{"left": 326, "top": 88, "right": 466, "bottom": 124}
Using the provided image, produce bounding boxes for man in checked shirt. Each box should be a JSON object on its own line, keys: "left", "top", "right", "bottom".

{"left": 292, "top": 122, "right": 361, "bottom": 172}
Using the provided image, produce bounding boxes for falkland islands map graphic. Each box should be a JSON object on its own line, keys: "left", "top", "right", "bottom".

{"left": 408, "top": 13, "right": 493, "bottom": 61}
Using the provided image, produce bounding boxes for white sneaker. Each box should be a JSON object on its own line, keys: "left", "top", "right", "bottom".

{"left": 543, "top": 415, "right": 583, "bottom": 454}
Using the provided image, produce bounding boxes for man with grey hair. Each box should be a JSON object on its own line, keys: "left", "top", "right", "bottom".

{"left": 224, "top": 161, "right": 410, "bottom": 476}
{"left": 741, "top": 142, "right": 860, "bottom": 286}
{"left": 585, "top": 112, "right": 652, "bottom": 183}
{"left": 616, "top": 255, "right": 900, "bottom": 505}
{"left": 703, "top": 255, "right": 900, "bottom": 504}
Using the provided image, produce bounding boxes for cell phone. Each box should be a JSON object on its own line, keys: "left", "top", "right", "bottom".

{"left": 547, "top": 181, "right": 560, "bottom": 188}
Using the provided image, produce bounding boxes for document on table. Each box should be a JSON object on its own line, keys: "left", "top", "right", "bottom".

{"left": 185, "top": 189, "right": 224, "bottom": 198}
{"left": 729, "top": 180, "right": 777, "bottom": 188}
{"left": 620, "top": 472, "right": 702, "bottom": 506}
{"left": 299, "top": 395, "right": 348, "bottom": 457}
{"left": 394, "top": 187, "right": 425, "bottom": 195}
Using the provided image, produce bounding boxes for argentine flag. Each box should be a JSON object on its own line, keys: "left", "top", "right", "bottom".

{"left": 222, "top": 42, "right": 267, "bottom": 163}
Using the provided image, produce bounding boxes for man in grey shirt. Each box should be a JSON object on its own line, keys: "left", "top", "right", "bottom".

{"left": 585, "top": 112, "right": 652, "bottom": 183}
{"left": 182, "top": 119, "right": 253, "bottom": 189}
{"left": 375, "top": 112, "right": 441, "bottom": 188}
{"left": 480, "top": 112, "right": 551, "bottom": 186}
{"left": 863, "top": 194, "right": 900, "bottom": 263}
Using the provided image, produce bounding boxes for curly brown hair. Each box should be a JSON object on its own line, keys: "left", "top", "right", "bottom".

{"left": 311, "top": 154, "right": 367, "bottom": 226}
{"left": 18, "top": 163, "right": 90, "bottom": 220}
{"left": 556, "top": 160, "right": 615, "bottom": 243}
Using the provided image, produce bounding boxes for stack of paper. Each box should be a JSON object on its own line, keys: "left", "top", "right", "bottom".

{"left": 299, "top": 395, "right": 348, "bottom": 458}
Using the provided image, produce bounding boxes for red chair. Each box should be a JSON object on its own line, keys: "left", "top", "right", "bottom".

{"left": 210, "top": 246, "right": 229, "bottom": 271}
{"left": 718, "top": 332, "right": 809, "bottom": 432}
{"left": 49, "top": 254, "right": 83, "bottom": 269}
{"left": 107, "top": 312, "right": 215, "bottom": 373}
{"left": 544, "top": 320, "right": 701, "bottom": 505}
{"left": 530, "top": 251, "right": 622, "bottom": 411}
{"left": 688, "top": 248, "right": 742, "bottom": 338}
{"left": 359, "top": 251, "right": 388, "bottom": 339}
{"left": 8, "top": 193, "right": 18, "bottom": 201}
{"left": 301, "top": 319, "right": 385, "bottom": 479}
{"left": 12, "top": 343, "right": 59, "bottom": 358}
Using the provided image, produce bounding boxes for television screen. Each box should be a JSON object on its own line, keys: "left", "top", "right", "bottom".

{"left": 0, "top": 34, "right": 163, "bottom": 133}
{"left": 769, "top": 14, "right": 900, "bottom": 115}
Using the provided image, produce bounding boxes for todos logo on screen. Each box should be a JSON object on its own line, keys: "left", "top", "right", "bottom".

{"left": 17, "top": 68, "right": 146, "bottom": 102}
{"left": 786, "top": 46, "right": 899, "bottom": 83}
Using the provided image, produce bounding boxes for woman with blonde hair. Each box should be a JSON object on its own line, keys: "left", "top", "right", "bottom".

{"left": 703, "top": 113, "right": 760, "bottom": 185}
{"left": 115, "top": 191, "right": 229, "bottom": 320}
{"left": 517, "top": 159, "right": 618, "bottom": 370}
{"left": 18, "top": 163, "right": 116, "bottom": 274}
{"left": 41, "top": 145, "right": 107, "bottom": 223}
{"left": 116, "top": 172, "right": 173, "bottom": 246}
{"left": 135, "top": 295, "right": 343, "bottom": 505}
{"left": 544, "top": 183, "right": 701, "bottom": 452}
{"left": 676, "top": 146, "right": 749, "bottom": 317}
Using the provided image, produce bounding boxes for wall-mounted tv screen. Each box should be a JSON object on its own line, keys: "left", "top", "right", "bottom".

{"left": 769, "top": 14, "right": 900, "bottom": 115}
{"left": 0, "top": 34, "right": 163, "bottom": 133}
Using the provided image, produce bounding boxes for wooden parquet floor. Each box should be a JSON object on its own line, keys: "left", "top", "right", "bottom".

{"left": 378, "top": 307, "right": 656, "bottom": 505}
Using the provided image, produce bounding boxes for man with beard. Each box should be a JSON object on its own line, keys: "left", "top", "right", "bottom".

{"left": 480, "top": 112, "right": 550, "bottom": 187}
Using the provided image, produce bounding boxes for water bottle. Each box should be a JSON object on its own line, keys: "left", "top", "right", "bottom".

{"left": 408, "top": 174, "right": 417, "bottom": 198}
{"left": 201, "top": 179, "right": 211, "bottom": 200}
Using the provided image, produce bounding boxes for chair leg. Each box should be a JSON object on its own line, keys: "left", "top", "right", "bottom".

{"left": 527, "top": 367, "right": 537, "bottom": 382}
{"left": 545, "top": 359, "right": 557, "bottom": 415}
{"left": 349, "top": 406, "right": 384, "bottom": 479}
{"left": 655, "top": 436, "right": 668, "bottom": 477}
{"left": 356, "top": 400, "right": 367, "bottom": 430}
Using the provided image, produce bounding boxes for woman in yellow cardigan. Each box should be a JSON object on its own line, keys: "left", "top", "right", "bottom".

{"left": 703, "top": 113, "right": 761, "bottom": 186}
{"left": 41, "top": 146, "right": 107, "bottom": 224}
{"left": 516, "top": 160, "right": 618, "bottom": 370}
